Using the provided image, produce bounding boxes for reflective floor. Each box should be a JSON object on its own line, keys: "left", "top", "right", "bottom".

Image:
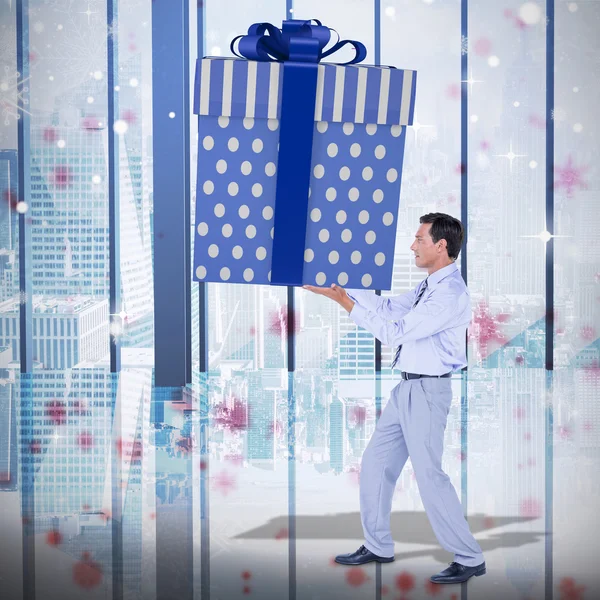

{"left": 1, "top": 364, "right": 598, "bottom": 600}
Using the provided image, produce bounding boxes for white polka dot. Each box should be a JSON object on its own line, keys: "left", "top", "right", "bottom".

{"left": 336, "top": 210, "right": 347, "bottom": 224}
{"left": 220, "top": 266, "right": 231, "bottom": 280}
{"left": 313, "top": 164, "right": 325, "bottom": 178}
{"left": 358, "top": 210, "right": 370, "bottom": 224}
{"left": 203, "top": 180, "right": 214, "bottom": 195}
{"left": 267, "top": 119, "right": 279, "bottom": 131}
{"left": 315, "top": 272, "right": 327, "bottom": 285}
{"left": 373, "top": 189, "right": 384, "bottom": 203}
{"left": 304, "top": 248, "right": 315, "bottom": 262}
{"left": 227, "top": 137, "right": 239, "bottom": 152}
{"left": 326, "top": 187, "right": 337, "bottom": 201}
{"left": 361, "top": 273, "right": 372, "bottom": 286}
{"left": 308, "top": 187, "right": 312, "bottom": 197}
{"left": 350, "top": 143, "right": 361, "bottom": 158}
{"left": 267, "top": 270, "right": 271, "bottom": 282}
{"left": 390, "top": 125, "right": 402, "bottom": 137}
{"left": 362, "top": 166, "right": 373, "bottom": 181}
{"left": 202, "top": 136, "right": 214, "bottom": 150}
{"left": 228, "top": 182, "right": 239, "bottom": 196}
{"left": 386, "top": 168, "right": 398, "bottom": 182}
{"left": 243, "top": 117, "right": 255, "bottom": 129}
{"left": 345, "top": 188, "right": 358, "bottom": 202}
{"left": 241, "top": 161, "right": 252, "bottom": 175}
{"left": 265, "top": 162, "right": 276, "bottom": 176}
{"left": 328, "top": 251, "right": 339, "bottom": 264}
{"left": 327, "top": 143, "right": 338, "bottom": 157}
{"left": 365, "top": 231, "right": 376, "bottom": 244}
{"left": 252, "top": 183, "right": 263, "bottom": 197}
{"left": 337, "top": 272, "right": 349, "bottom": 285}
{"left": 222, "top": 223, "right": 233, "bottom": 237}
{"left": 310, "top": 208, "right": 322, "bottom": 222}
{"left": 270, "top": 227, "right": 274, "bottom": 239}
{"left": 318, "top": 229, "right": 330, "bottom": 243}
{"left": 256, "top": 246, "right": 267, "bottom": 260}
{"left": 196, "top": 265, "right": 207, "bottom": 279}
{"left": 366, "top": 123, "right": 377, "bottom": 135}
{"left": 232, "top": 245, "right": 243, "bottom": 259}
{"left": 262, "top": 206, "right": 274, "bottom": 220}
{"left": 375, "top": 252, "right": 386, "bottom": 266}
{"left": 238, "top": 205, "right": 250, "bottom": 219}
{"left": 375, "top": 145, "right": 386, "bottom": 159}
{"left": 197, "top": 222, "right": 208, "bottom": 236}
{"left": 246, "top": 224, "right": 257, "bottom": 238}
{"left": 316, "top": 121, "right": 328, "bottom": 133}
{"left": 243, "top": 268, "right": 254, "bottom": 282}
{"left": 351, "top": 250, "right": 362, "bottom": 264}
{"left": 218, "top": 116, "right": 229, "bottom": 128}
{"left": 383, "top": 212, "right": 394, "bottom": 226}
{"left": 252, "top": 139, "right": 263, "bottom": 153}
{"left": 339, "top": 166, "right": 351, "bottom": 181}
{"left": 342, "top": 122, "right": 354, "bottom": 135}
{"left": 341, "top": 229, "right": 352, "bottom": 242}
{"left": 214, "top": 203, "right": 225, "bottom": 217}
{"left": 216, "top": 159, "right": 227, "bottom": 174}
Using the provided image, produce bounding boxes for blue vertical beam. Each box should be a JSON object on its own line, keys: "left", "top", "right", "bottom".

{"left": 196, "top": 2, "right": 211, "bottom": 599}
{"left": 16, "top": 1, "right": 35, "bottom": 597}
{"left": 545, "top": 2, "right": 555, "bottom": 599}
{"left": 107, "top": 0, "right": 121, "bottom": 373}
{"left": 152, "top": 0, "right": 191, "bottom": 388}
{"left": 107, "top": 3, "right": 124, "bottom": 598}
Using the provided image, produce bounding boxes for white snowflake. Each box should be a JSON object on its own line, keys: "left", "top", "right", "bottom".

{"left": 0, "top": 67, "right": 31, "bottom": 125}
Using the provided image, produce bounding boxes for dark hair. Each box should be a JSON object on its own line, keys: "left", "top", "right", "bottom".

{"left": 419, "top": 213, "right": 464, "bottom": 261}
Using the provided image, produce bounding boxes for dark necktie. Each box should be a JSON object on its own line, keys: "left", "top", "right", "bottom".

{"left": 390, "top": 277, "right": 428, "bottom": 370}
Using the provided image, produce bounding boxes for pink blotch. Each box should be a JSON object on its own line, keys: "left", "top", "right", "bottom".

{"left": 241, "top": 570, "right": 251, "bottom": 580}
{"left": 346, "top": 566, "right": 368, "bottom": 587}
{"left": 529, "top": 114, "right": 546, "bottom": 129}
{"left": 446, "top": 83, "right": 460, "bottom": 99}
{"left": 559, "top": 576, "right": 586, "bottom": 600}
{"left": 558, "top": 425, "right": 572, "bottom": 441}
{"left": 45, "top": 399, "right": 67, "bottom": 425}
{"left": 73, "top": 552, "right": 103, "bottom": 589}
{"left": 503, "top": 8, "right": 513, "bottom": 18}
{"left": 43, "top": 127, "right": 57, "bottom": 143}
{"left": 555, "top": 155, "right": 589, "bottom": 198}
{"left": 174, "top": 435, "right": 193, "bottom": 455}
{"left": 81, "top": 115, "right": 103, "bottom": 130}
{"left": 77, "top": 431, "right": 94, "bottom": 451}
{"left": 455, "top": 163, "right": 466, "bottom": 175}
{"left": 483, "top": 516, "right": 495, "bottom": 529}
{"left": 3, "top": 188, "right": 19, "bottom": 210}
{"left": 425, "top": 578, "right": 444, "bottom": 595}
{"left": 480, "top": 140, "right": 490, "bottom": 150}
{"left": 249, "top": 325, "right": 256, "bottom": 336}
{"left": 514, "top": 407, "right": 527, "bottom": 419}
{"left": 348, "top": 406, "right": 366, "bottom": 427}
{"left": 582, "top": 422, "right": 593, "bottom": 432}
{"left": 29, "top": 51, "right": 37, "bottom": 62}
{"left": 121, "top": 109, "right": 137, "bottom": 125}
{"left": 527, "top": 457, "right": 536, "bottom": 466}
{"left": 149, "top": 512, "right": 156, "bottom": 520}
{"left": 29, "top": 440, "right": 42, "bottom": 454}
{"left": 225, "top": 454, "right": 244, "bottom": 467}
{"left": 381, "top": 584, "right": 390, "bottom": 595}
{"left": 46, "top": 529, "right": 63, "bottom": 546}
{"left": 579, "top": 326, "right": 595, "bottom": 341}
{"left": 519, "top": 497, "right": 542, "bottom": 518}
{"left": 268, "top": 306, "right": 301, "bottom": 336}
{"left": 524, "top": 432, "right": 532, "bottom": 441}
{"left": 129, "top": 43, "right": 137, "bottom": 52}
{"left": 473, "top": 37, "right": 492, "bottom": 56}
{"left": 243, "top": 586, "right": 251, "bottom": 594}
{"left": 348, "top": 464, "right": 361, "bottom": 486}
{"left": 275, "top": 528, "right": 288, "bottom": 540}
{"left": 213, "top": 395, "right": 248, "bottom": 431}
{"left": 515, "top": 355, "right": 525, "bottom": 365}
{"left": 212, "top": 470, "right": 236, "bottom": 496}
{"left": 468, "top": 300, "right": 509, "bottom": 359}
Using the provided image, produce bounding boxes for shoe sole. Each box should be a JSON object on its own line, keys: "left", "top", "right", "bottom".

{"left": 430, "top": 567, "right": 486, "bottom": 584}
{"left": 335, "top": 556, "right": 395, "bottom": 565}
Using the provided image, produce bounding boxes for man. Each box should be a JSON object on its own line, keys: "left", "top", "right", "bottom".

{"left": 303, "top": 213, "right": 486, "bottom": 584}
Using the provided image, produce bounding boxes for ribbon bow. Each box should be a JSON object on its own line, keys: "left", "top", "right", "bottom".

{"left": 230, "top": 19, "right": 367, "bottom": 65}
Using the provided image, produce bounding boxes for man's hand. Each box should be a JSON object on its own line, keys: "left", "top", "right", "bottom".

{"left": 303, "top": 283, "right": 355, "bottom": 314}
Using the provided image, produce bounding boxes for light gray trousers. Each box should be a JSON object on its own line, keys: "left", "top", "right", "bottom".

{"left": 359, "top": 376, "right": 484, "bottom": 567}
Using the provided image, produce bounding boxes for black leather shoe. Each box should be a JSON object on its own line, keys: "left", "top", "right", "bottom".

{"left": 335, "top": 545, "right": 395, "bottom": 565}
{"left": 430, "top": 561, "right": 486, "bottom": 583}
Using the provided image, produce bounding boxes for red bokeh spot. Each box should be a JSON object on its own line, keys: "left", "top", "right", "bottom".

{"left": 213, "top": 396, "right": 248, "bottom": 431}
{"left": 515, "top": 355, "right": 525, "bottom": 365}
{"left": 275, "top": 528, "right": 288, "bottom": 540}
{"left": 555, "top": 155, "right": 589, "bottom": 198}
{"left": 116, "top": 437, "right": 143, "bottom": 460}
{"left": 46, "top": 529, "right": 62, "bottom": 546}
{"left": 396, "top": 571, "right": 415, "bottom": 592}
{"left": 446, "top": 83, "right": 460, "bottom": 99}
{"left": 483, "top": 516, "right": 495, "bottom": 529}
{"left": 52, "top": 165, "right": 73, "bottom": 188}
{"left": 199, "top": 459, "right": 207, "bottom": 471}
{"left": 559, "top": 577, "right": 586, "bottom": 600}
{"left": 45, "top": 400, "right": 67, "bottom": 425}
{"left": 455, "top": 163, "right": 466, "bottom": 175}
{"left": 149, "top": 512, "right": 156, "bottom": 520}
{"left": 558, "top": 425, "right": 572, "bottom": 441}
{"left": 243, "top": 586, "right": 251, "bottom": 594}
{"left": 81, "top": 115, "right": 103, "bottom": 131}
{"left": 381, "top": 584, "right": 389, "bottom": 595}
{"left": 348, "top": 406, "right": 367, "bottom": 428}
{"left": 468, "top": 300, "right": 509, "bottom": 359}
{"left": 73, "top": 553, "right": 103, "bottom": 589}
{"left": 424, "top": 578, "right": 443, "bottom": 595}
{"left": 3, "top": 188, "right": 19, "bottom": 210}
{"left": 225, "top": 454, "right": 244, "bottom": 467}
{"left": 77, "top": 431, "right": 94, "bottom": 451}
{"left": 268, "top": 306, "right": 301, "bottom": 336}
{"left": 241, "top": 570, "right": 251, "bottom": 580}
{"left": 346, "top": 566, "right": 368, "bottom": 587}
{"left": 122, "top": 109, "right": 137, "bottom": 125}
{"left": 212, "top": 470, "right": 236, "bottom": 496}
{"left": 128, "top": 43, "right": 137, "bottom": 52}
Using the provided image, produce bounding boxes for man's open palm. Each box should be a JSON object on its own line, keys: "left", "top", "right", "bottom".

{"left": 303, "top": 283, "right": 350, "bottom": 305}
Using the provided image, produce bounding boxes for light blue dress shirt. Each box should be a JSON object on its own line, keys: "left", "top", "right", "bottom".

{"left": 345, "top": 262, "right": 472, "bottom": 375}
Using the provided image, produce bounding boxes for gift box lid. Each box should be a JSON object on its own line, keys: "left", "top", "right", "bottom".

{"left": 193, "top": 57, "right": 416, "bottom": 126}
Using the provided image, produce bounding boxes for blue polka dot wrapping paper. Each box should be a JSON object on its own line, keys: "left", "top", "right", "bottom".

{"left": 192, "top": 55, "right": 416, "bottom": 290}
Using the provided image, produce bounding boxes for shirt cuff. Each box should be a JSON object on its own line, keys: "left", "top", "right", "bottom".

{"left": 349, "top": 301, "right": 368, "bottom": 324}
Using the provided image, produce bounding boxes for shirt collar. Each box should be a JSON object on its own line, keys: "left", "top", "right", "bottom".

{"left": 425, "top": 262, "right": 458, "bottom": 288}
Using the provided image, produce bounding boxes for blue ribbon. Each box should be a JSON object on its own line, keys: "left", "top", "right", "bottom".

{"left": 230, "top": 20, "right": 367, "bottom": 287}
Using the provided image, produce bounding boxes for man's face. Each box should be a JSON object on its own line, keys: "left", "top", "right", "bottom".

{"left": 410, "top": 223, "right": 439, "bottom": 268}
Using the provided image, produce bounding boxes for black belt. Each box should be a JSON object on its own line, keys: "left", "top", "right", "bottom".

{"left": 401, "top": 371, "right": 452, "bottom": 380}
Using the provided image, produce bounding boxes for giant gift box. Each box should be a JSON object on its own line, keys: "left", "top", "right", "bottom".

{"left": 192, "top": 20, "right": 416, "bottom": 289}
